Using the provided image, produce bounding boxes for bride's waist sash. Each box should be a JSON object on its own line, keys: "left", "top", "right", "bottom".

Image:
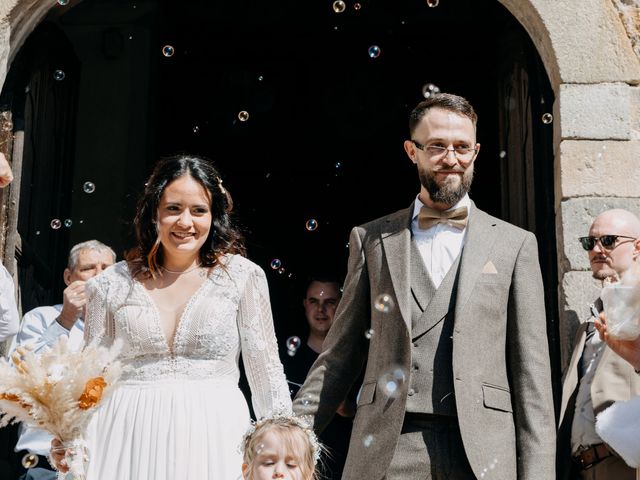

{"left": 119, "top": 354, "right": 239, "bottom": 383}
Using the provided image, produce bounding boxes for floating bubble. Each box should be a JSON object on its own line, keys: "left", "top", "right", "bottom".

{"left": 332, "top": 0, "right": 346, "bottom": 13}
{"left": 21, "top": 453, "right": 38, "bottom": 468}
{"left": 368, "top": 45, "right": 381, "bottom": 59}
{"left": 255, "top": 443, "right": 264, "bottom": 455}
{"left": 301, "top": 394, "right": 312, "bottom": 406}
{"left": 345, "top": 242, "right": 350, "bottom": 249}
{"left": 53, "top": 70, "right": 65, "bottom": 81}
{"left": 363, "top": 434, "right": 375, "bottom": 448}
{"left": 354, "top": 2, "right": 362, "bottom": 9}
{"left": 286, "top": 336, "right": 301, "bottom": 354}
{"left": 238, "top": 110, "right": 250, "bottom": 122}
{"left": 64, "top": 219, "right": 72, "bottom": 228}
{"left": 421, "top": 83, "right": 440, "bottom": 99}
{"left": 35, "top": 231, "right": 40, "bottom": 235}
{"left": 192, "top": 126, "right": 200, "bottom": 133}
{"left": 278, "top": 267, "right": 285, "bottom": 275}
{"left": 335, "top": 162, "right": 342, "bottom": 169}
{"left": 258, "top": 75, "right": 264, "bottom": 81}
{"left": 57, "top": 0, "right": 69, "bottom": 5}
{"left": 50, "top": 219, "right": 62, "bottom": 230}
{"left": 541, "top": 113, "right": 553, "bottom": 124}
{"left": 426, "top": 0, "right": 440, "bottom": 6}
{"left": 79, "top": 220, "right": 84, "bottom": 224}
{"left": 378, "top": 367, "right": 406, "bottom": 398}
{"left": 162, "top": 45, "right": 175, "bottom": 57}
{"left": 270, "top": 259, "right": 281, "bottom": 270}
{"left": 374, "top": 293, "right": 394, "bottom": 313}
{"left": 365, "top": 329, "right": 374, "bottom": 339}
{"left": 83, "top": 181, "right": 95, "bottom": 193}
{"left": 305, "top": 219, "right": 318, "bottom": 231}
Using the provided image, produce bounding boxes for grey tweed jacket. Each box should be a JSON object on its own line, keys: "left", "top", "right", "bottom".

{"left": 293, "top": 201, "right": 556, "bottom": 480}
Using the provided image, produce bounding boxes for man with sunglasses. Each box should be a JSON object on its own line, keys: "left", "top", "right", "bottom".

{"left": 557, "top": 209, "right": 640, "bottom": 480}
{"left": 294, "top": 93, "right": 555, "bottom": 479}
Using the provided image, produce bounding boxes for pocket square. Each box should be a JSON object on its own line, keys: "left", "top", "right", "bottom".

{"left": 482, "top": 261, "right": 498, "bottom": 274}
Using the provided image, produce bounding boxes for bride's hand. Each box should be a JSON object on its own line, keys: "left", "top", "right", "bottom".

{"left": 50, "top": 438, "right": 70, "bottom": 473}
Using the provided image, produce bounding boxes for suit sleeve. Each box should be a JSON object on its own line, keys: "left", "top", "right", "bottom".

{"left": 293, "top": 226, "right": 371, "bottom": 432}
{"left": 508, "top": 232, "right": 556, "bottom": 479}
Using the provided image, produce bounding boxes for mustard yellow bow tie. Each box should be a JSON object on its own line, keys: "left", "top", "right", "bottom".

{"left": 418, "top": 205, "right": 469, "bottom": 230}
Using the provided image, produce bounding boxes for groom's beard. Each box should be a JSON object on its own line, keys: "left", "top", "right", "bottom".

{"left": 419, "top": 164, "right": 474, "bottom": 206}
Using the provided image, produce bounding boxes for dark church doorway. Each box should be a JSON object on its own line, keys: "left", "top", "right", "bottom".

{"left": 2, "top": 0, "right": 559, "bottom": 395}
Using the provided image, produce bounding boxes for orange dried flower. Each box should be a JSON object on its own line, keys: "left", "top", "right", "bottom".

{"left": 0, "top": 392, "right": 31, "bottom": 409}
{"left": 78, "top": 377, "right": 106, "bottom": 410}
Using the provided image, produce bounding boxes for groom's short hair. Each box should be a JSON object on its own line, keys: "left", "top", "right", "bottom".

{"left": 409, "top": 93, "right": 478, "bottom": 136}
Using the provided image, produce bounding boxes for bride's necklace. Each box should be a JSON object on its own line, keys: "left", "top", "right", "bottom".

{"left": 161, "top": 263, "right": 202, "bottom": 275}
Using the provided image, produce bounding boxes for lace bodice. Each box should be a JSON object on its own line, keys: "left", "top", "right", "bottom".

{"left": 84, "top": 255, "right": 292, "bottom": 419}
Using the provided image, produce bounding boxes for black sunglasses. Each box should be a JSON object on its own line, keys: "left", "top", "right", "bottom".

{"left": 578, "top": 235, "right": 637, "bottom": 251}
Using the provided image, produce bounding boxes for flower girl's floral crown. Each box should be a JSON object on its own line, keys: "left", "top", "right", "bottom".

{"left": 240, "top": 414, "right": 322, "bottom": 465}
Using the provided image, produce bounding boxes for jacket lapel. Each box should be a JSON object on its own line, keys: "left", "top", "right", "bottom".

{"left": 454, "top": 202, "right": 499, "bottom": 317}
{"left": 381, "top": 205, "right": 413, "bottom": 333}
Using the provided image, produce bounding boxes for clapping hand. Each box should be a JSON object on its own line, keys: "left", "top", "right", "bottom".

{"left": 0, "top": 152, "right": 13, "bottom": 187}
{"left": 595, "top": 312, "right": 640, "bottom": 371}
{"left": 58, "top": 281, "right": 87, "bottom": 330}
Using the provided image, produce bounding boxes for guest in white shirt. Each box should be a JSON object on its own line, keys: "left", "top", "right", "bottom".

{"left": 12, "top": 240, "right": 115, "bottom": 480}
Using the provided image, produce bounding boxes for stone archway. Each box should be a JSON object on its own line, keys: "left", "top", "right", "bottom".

{"left": 0, "top": 0, "right": 638, "bottom": 365}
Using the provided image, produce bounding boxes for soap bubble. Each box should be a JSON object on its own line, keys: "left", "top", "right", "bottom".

{"left": 286, "top": 336, "right": 301, "bottom": 356}
{"left": 332, "top": 0, "right": 346, "bottom": 13}
{"left": 192, "top": 126, "right": 200, "bottom": 133}
{"left": 364, "top": 329, "right": 374, "bottom": 339}
{"left": 162, "top": 45, "right": 175, "bottom": 57}
{"left": 421, "top": 83, "right": 440, "bottom": 98}
{"left": 53, "top": 70, "right": 65, "bottom": 81}
{"left": 354, "top": 2, "right": 362, "bottom": 9}
{"left": 238, "top": 110, "right": 250, "bottom": 122}
{"left": 278, "top": 267, "right": 286, "bottom": 275}
{"left": 305, "top": 219, "right": 318, "bottom": 231}
{"left": 21, "top": 453, "right": 38, "bottom": 468}
{"left": 541, "top": 113, "right": 553, "bottom": 124}
{"left": 300, "top": 394, "right": 312, "bottom": 406}
{"left": 368, "top": 45, "right": 381, "bottom": 59}
{"left": 82, "top": 181, "right": 95, "bottom": 193}
{"left": 363, "top": 434, "right": 375, "bottom": 447}
{"left": 499, "top": 151, "right": 506, "bottom": 159}
{"left": 57, "top": 0, "right": 69, "bottom": 5}
{"left": 335, "top": 162, "right": 342, "bottom": 169}
{"left": 270, "top": 259, "right": 281, "bottom": 270}
{"left": 64, "top": 219, "right": 72, "bottom": 228}
{"left": 378, "top": 367, "right": 406, "bottom": 398}
{"left": 426, "top": 0, "right": 439, "bottom": 6}
{"left": 50, "top": 219, "right": 62, "bottom": 230}
{"left": 374, "top": 293, "right": 394, "bottom": 313}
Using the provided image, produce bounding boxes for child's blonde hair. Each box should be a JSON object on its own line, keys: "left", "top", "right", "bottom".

{"left": 241, "top": 415, "right": 321, "bottom": 480}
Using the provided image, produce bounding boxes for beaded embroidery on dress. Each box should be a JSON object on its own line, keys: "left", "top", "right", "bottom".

{"left": 81, "top": 255, "right": 291, "bottom": 480}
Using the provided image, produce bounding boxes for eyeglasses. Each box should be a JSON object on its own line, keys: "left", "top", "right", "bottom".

{"left": 578, "top": 235, "right": 637, "bottom": 251}
{"left": 411, "top": 141, "right": 478, "bottom": 161}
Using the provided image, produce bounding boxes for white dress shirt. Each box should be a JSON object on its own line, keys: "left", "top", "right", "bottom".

{"left": 571, "top": 328, "right": 605, "bottom": 453}
{"left": 411, "top": 194, "right": 470, "bottom": 288}
{"left": 0, "top": 263, "right": 19, "bottom": 342}
{"left": 11, "top": 305, "right": 84, "bottom": 456}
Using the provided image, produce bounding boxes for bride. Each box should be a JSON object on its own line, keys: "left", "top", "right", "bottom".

{"left": 53, "top": 155, "right": 291, "bottom": 479}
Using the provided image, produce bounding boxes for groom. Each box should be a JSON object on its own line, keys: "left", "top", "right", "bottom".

{"left": 293, "top": 93, "right": 556, "bottom": 479}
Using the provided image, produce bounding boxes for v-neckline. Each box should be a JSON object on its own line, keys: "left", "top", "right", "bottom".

{"left": 134, "top": 270, "right": 213, "bottom": 354}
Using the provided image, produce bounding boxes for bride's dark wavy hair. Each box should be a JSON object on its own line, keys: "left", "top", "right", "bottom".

{"left": 125, "top": 155, "right": 245, "bottom": 278}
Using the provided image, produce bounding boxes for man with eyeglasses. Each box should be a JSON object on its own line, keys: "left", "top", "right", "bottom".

{"left": 293, "top": 93, "right": 555, "bottom": 479}
{"left": 557, "top": 209, "right": 640, "bottom": 480}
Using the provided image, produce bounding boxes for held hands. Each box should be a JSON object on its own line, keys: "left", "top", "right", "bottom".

{"left": 595, "top": 312, "right": 640, "bottom": 371}
{"left": 0, "top": 152, "right": 13, "bottom": 187}
{"left": 50, "top": 438, "right": 69, "bottom": 473}
{"left": 58, "top": 281, "right": 87, "bottom": 330}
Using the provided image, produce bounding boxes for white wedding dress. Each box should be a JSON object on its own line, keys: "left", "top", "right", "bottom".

{"left": 81, "top": 255, "right": 292, "bottom": 480}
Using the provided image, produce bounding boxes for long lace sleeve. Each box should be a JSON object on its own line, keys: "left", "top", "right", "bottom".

{"left": 238, "top": 266, "right": 292, "bottom": 420}
{"left": 84, "top": 276, "right": 114, "bottom": 348}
